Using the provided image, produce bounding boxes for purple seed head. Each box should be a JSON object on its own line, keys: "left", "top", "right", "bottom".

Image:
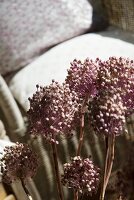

{"left": 66, "top": 58, "right": 98, "bottom": 101}
{"left": 61, "top": 156, "right": 100, "bottom": 195}
{"left": 28, "top": 80, "right": 80, "bottom": 144}
{"left": 0, "top": 142, "right": 38, "bottom": 184}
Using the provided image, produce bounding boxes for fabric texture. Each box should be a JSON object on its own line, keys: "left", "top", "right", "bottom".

{"left": 0, "top": 0, "right": 92, "bottom": 75}
{"left": 9, "top": 33, "right": 134, "bottom": 110}
{"left": 102, "top": 0, "right": 134, "bottom": 32}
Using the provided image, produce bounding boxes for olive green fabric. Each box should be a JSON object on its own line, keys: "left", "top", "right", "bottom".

{"left": 102, "top": 0, "right": 134, "bottom": 32}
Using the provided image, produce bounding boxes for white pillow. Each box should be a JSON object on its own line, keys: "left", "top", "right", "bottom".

{"left": 9, "top": 33, "right": 134, "bottom": 110}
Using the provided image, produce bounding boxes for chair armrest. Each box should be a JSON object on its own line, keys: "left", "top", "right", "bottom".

{"left": 0, "top": 75, "right": 26, "bottom": 138}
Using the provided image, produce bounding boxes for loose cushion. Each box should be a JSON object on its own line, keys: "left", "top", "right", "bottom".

{"left": 9, "top": 33, "right": 134, "bottom": 110}
{"left": 0, "top": 0, "right": 92, "bottom": 75}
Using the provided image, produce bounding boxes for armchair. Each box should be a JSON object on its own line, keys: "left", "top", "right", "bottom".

{"left": 0, "top": 0, "right": 134, "bottom": 199}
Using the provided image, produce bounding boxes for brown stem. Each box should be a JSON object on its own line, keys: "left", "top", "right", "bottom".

{"left": 76, "top": 97, "right": 88, "bottom": 156}
{"left": 75, "top": 98, "right": 88, "bottom": 200}
{"left": 21, "top": 179, "right": 33, "bottom": 200}
{"left": 100, "top": 134, "right": 115, "bottom": 200}
{"left": 51, "top": 142, "right": 64, "bottom": 200}
{"left": 100, "top": 137, "right": 109, "bottom": 200}
{"left": 105, "top": 134, "right": 115, "bottom": 188}
{"left": 74, "top": 190, "right": 79, "bottom": 200}
{"left": 77, "top": 111, "right": 85, "bottom": 156}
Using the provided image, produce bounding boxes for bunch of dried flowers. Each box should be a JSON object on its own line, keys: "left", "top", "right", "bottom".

{"left": 0, "top": 57, "right": 133, "bottom": 200}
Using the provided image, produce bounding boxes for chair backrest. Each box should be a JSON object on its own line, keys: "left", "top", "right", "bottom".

{"left": 102, "top": 0, "right": 134, "bottom": 32}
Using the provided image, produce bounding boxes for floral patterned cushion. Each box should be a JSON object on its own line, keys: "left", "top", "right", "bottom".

{"left": 0, "top": 0, "right": 93, "bottom": 75}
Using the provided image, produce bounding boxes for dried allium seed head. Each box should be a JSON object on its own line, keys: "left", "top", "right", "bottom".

{"left": 89, "top": 92, "right": 127, "bottom": 136}
{"left": 66, "top": 58, "right": 98, "bottom": 100}
{"left": 0, "top": 142, "right": 38, "bottom": 184}
{"left": 61, "top": 156, "right": 100, "bottom": 195}
{"left": 96, "top": 57, "right": 134, "bottom": 113}
{"left": 28, "top": 81, "right": 80, "bottom": 144}
{"left": 89, "top": 57, "right": 134, "bottom": 136}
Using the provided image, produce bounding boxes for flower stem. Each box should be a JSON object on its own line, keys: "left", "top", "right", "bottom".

{"left": 77, "top": 111, "right": 85, "bottom": 156}
{"left": 76, "top": 98, "right": 88, "bottom": 156}
{"left": 21, "top": 179, "right": 33, "bottom": 200}
{"left": 105, "top": 134, "right": 115, "bottom": 188}
{"left": 51, "top": 141, "right": 64, "bottom": 200}
{"left": 74, "top": 98, "right": 88, "bottom": 200}
{"left": 100, "top": 134, "right": 115, "bottom": 200}
{"left": 74, "top": 190, "right": 79, "bottom": 200}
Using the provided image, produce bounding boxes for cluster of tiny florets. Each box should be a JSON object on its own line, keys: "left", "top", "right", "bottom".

{"left": 28, "top": 57, "right": 134, "bottom": 138}
{"left": 0, "top": 142, "right": 38, "bottom": 184}
{"left": 89, "top": 57, "right": 134, "bottom": 136}
{"left": 65, "top": 58, "right": 97, "bottom": 100}
{"left": 28, "top": 80, "right": 80, "bottom": 144}
{"left": 61, "top": 156, "right": 100, "bottom": 195}
{"left": 96, "top": 57, "right": 134, "bottom": 112}
{"left": 89, "top": 92, "right": 127, "bottom": 136}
